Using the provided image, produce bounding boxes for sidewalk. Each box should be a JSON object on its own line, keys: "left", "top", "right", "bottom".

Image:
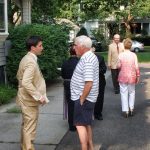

{"left": 0, "top": 78, "right": 68, "bottom": 150}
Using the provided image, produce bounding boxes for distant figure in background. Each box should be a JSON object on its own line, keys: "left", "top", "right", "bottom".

{"left": 108, "top": 34, "right": 124, "bottom": 94}
{"left": 91, "top": 46, "right": 107, "bottom": 121}
{"left": 117, "top": 38, "right": 140, "bottom": 118}
{"left": 76, "top": 26, "right": 89, "bottom": 37}
{"left": 61, "top": 45, "right": 79, "bottom": 131}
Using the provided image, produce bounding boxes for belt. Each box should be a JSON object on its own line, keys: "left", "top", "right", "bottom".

{"left": 64, "top": 79, "right": 71, "bottom": 81}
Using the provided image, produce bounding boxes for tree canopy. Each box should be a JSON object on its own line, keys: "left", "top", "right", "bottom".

{"left": 9, "top": 0, "right": 150, "bottom": 37}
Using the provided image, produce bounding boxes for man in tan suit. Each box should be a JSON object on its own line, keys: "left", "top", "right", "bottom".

{"left": 16, "top": 36, "right": 49, "bottom": 150}
{"left": 108, "top": 34, "right": 124, "bottom": 94}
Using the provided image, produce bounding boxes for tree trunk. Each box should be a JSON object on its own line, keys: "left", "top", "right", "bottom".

{"left": 124, "top": 13, "right": 133, "bottom": 38}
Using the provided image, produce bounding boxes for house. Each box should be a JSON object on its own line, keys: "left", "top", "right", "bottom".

{"left": 129, "top": 18, "right": 150, "bottom": 36}
{"left": 83, "top": 18, "right": 150, "bottom": 39}
{"left": 83, "top": 19, "right": 109, "bottom": 38}
{"left": 14, "top": 0, "right": 32, "bottom": 24}
{"left": 0, "top": 0, "right": 31, "bottom": 84}
{"left": 0, "top": 0, "right": 9, "bottom": 83}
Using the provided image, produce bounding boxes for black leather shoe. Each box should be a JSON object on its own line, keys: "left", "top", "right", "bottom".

{"left": 95, "top": 115, "right": 103, "bottom": 120}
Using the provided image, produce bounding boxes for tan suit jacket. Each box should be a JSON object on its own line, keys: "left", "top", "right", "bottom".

{"left": 16, "top": 52, "right": 49, "bottom": 106}
{"left": 108, "top": 42, "right": 124, "bottom": 69}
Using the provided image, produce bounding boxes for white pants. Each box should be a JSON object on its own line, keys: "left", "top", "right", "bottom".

{"left": 119, "top": 83, "right": 135, "bottom": 112}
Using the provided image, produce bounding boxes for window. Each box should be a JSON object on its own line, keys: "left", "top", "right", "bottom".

{"left": 0, "top": 0, "right": 5, "bottom": 32}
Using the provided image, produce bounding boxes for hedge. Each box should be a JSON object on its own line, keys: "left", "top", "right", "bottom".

{"left": 6, "top": 24, "right": 70, "bottom": 86}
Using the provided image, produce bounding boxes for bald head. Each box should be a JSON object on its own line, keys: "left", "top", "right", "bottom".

{"left": 114, "top": 34, "right": 120, "bottom": 39}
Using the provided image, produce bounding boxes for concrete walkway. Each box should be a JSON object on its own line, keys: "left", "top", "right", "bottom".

{"left": 0, "top": 79, "right": 68, "bottom": 150}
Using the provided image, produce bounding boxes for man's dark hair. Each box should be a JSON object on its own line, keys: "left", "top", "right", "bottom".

{"left": 26, "top": 36, "right": 42, "bottom": 51}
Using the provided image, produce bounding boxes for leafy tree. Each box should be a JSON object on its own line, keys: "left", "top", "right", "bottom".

{"left": 31, "top": 0, "right": 60, "bottom": 23}
{"left": 9, "top": 0, "right": 150, "bottom": 38}
{"left": 31, "top": 0, "right": 79, "bottom": 23}
{"left": 79, "top": 0, "right": 150, "bottom": 37}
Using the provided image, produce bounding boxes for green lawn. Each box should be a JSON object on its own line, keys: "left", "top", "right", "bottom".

{"left": 96, "top": 46, "right": 150, "bottom": 63}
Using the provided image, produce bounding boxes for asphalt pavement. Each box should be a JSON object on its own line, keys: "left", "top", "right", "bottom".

{"left": 0, "top": 63, "right": 150, "bottom": 150}
{"left": 56, "top": 63, "right": 150, "bottom": 150}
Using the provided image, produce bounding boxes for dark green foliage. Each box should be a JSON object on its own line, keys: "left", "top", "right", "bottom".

{"left": 31, "top": 0, "right": 58, "bottom": 23}
{"left": 92, "top": 29, "right": 109, "bottom": 51}
{"left": 6, "top": 24, "right": 69, "bottom": 85}
{"left": 0, "top": 84, "right": 17, "bottom": 105}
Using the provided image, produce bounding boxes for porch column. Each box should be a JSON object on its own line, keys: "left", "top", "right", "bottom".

{"left": 141, "top": 23, "right": 143, "bottom": 31}
{"left": 22, "top": 0, "right": 31, "bottom": 24}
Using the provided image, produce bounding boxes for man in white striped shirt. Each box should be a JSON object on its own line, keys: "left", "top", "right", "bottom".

{"left": 71, "top": 35, "right": 99, "bottom": 150}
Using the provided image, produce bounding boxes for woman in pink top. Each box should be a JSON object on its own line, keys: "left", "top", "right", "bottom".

{"left": 117, "top": 38, "right": 140, "bottom": 118}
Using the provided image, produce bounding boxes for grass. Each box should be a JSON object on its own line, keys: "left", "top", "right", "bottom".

{"left": 0, "top": 85, "right": 17, "bottom": 105}
{"left": 144, "top": 46, "right": 150, "bottom": 51}
{"left": 96, "top": 51, "right": 108, "bottom": 61}
{"left": 137, "top": 52, "right": 150, "bottom": 62}
{"left": 96, "top": 46, "right": 150, "bottom": 63}
{"left": 7, "top": 106, "right": 21, "bottom": 113}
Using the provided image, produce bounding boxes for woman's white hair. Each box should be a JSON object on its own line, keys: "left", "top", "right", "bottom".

{"left": 75, "top": 35, "right": 92, "bottom": 48}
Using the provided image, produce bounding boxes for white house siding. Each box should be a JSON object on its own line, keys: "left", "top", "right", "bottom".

{"left": 0, "top": 0, "right": 8, "bottom": 67}
{"left": 0, "top": 40, "right": 6, "bottom": 83}
{"left": 0, "top": 41, "right": 6, "bottom": 66}
{"left": 84, "top": 20, "right": 99, "bottom": 36}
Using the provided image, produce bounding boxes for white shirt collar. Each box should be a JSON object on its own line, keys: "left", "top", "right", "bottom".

{"left": 28, "top": 52, "right": 37, "bottom": 62}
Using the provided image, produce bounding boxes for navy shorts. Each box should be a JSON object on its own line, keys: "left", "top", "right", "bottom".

{"left": 73, "top": 99, "right": 95, "bottom": 126}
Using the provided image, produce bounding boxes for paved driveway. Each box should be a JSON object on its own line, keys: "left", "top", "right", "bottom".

{"left": 56, "top": 63, "right": 150, "bottom": 150}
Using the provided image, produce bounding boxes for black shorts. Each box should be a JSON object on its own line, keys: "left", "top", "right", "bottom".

{"left": 73, "top": 99, "right": 95, "bottom": 126}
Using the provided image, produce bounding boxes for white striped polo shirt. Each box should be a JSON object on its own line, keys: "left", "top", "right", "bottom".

{"left": 71, "top": 50, "right": 99, "bottom": 103}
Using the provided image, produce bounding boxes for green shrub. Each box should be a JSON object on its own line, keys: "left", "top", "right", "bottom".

{"left": 6, "top": 24, "right": 70, "bottom": 85}
{"left": 0, "top": 85, "right": 17, "bottom": 105}
{"left": 91, "top": 28, "right": 109, "bottom": 51}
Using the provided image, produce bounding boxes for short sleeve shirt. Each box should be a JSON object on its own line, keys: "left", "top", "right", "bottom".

{"left": 71, "top": 51, "right": 99, "bottom": 103}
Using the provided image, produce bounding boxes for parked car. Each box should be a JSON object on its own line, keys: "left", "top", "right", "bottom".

{"left": 90, "top": 37, "right": 102, "bottom": 52}
{"left": 131, "top": 40, "right": 144, "bottom": 52}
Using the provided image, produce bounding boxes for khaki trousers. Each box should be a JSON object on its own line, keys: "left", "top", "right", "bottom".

{"left": 20, "top": 103, "right": 39, "bottom": 150}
